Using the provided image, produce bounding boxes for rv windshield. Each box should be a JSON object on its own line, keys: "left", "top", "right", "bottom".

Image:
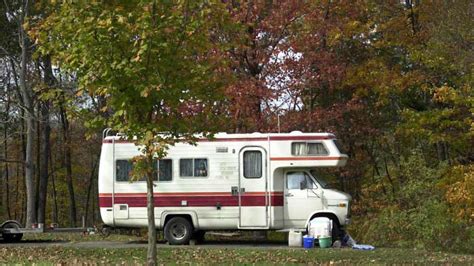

{"left": 309, "top": 170, "right": 330, "bottom": 189}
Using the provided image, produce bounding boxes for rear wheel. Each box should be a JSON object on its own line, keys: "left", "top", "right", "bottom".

{"left": 2, "top": 222, "right": 23, "bottom": 242}
{"left": 100, "top": 225, "right": 111, "bottom": 237}
{"left": 164, "top": 217, "right": 193, "bottom": 245}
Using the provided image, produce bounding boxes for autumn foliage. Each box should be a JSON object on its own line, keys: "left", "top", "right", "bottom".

{"left": 0, "top": 0, "right": 472, "bottom": 253}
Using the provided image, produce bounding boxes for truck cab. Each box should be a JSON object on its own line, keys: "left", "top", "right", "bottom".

{"left": 283, "top": 169, "right": 351, "bottom": 232}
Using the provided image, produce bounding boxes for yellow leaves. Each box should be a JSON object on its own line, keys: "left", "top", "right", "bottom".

{"left": 442, "top": 165, "right": 474, "bottom": 222}
{"left": 132, "top": 54, "right": 141, "bottom": 62}
{"left": 140, "top": 87, "right": 152, "bottom": 98}
{"left": 132, "top": 42, "right": 147, "bottom": 63}
{"left": 433, "top": 85, "right": 457, "bottom": 103}
{"left": 22, "top": 21, "right": 30, "bottom": 30}
{"left": 327, "top": 29, "right": 343, "bottom": 47}
{"left": 117, "top": 15, "right": 126, "bottom": 24}
{"left": 433, "top": 84, "right": 473, "bottom": 107}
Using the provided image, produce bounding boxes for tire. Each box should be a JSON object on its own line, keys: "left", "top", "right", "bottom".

{"left": 100, "top": 226, "right": 111, "bottom": 237}
{"left": 164, "top": 217, "right": 193, "bottom": 245}
{"left": 331, "top": 220, "right": 343, "bottom": 243}
{"left": 2, "top": 222, "right": 23, "bottom": 243}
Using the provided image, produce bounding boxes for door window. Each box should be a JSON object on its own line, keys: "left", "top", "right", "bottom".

{"left": 286, "top": 172, "right": 315, "bottom": 189}
{"left": 243, "top": 150, "right": 262, "bottom": 178}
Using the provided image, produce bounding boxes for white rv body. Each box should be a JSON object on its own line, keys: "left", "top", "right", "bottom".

{"left": 98, "top": 131, "right": 351, "bottom": 236}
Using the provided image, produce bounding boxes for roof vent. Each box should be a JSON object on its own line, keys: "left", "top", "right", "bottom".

{"left": 290, "top": 131, "right": 303, "bottom": 134}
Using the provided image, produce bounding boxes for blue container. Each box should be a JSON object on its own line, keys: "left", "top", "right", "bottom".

{"left": 303, "top": 235, "right": 314, "bottom": 249}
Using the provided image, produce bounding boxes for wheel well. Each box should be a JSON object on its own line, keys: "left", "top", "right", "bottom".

{"left": 309, "top": 213, "right": 341, "bottom": 228}
{"left": 164, "top": 214, "right": 194, "bottom": 229}
{"left": 0, "top": 220, "right": 22, "bottom": 228}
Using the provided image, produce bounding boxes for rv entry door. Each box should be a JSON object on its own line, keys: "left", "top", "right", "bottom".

{"left": 238, "top": 147, "right": 268, "bottom": 228}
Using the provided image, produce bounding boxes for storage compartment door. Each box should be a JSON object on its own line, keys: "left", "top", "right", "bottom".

{"left": 113, "top": 204, "right": 129, "bottom": 220}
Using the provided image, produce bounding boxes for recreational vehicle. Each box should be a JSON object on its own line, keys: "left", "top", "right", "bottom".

{"left": 98, "top": 131, "right": 352, "bottom": 244}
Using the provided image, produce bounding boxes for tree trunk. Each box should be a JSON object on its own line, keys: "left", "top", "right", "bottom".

{"left": 49, "top": 150, "right": 58, "bottom": 224}
{"left": 17, "top": 0, "right": 36, "bottom": 227}
{"left": 37, "top": 102, "right": 51, "bottom": 224}
{"left": 37, "top": 56, "right": 53, "bottom": 224}
{"left": 146, "top": 154, "right": 157, "bottom": 265}
{"left": 35, "top": 109, "right": 41, "bottom": 218}
{"left": 14, "top": 162, "right": 20, "bottom": 221}
{"left": 60, "top": 106, "right": 77, "bottom": 227}
{"left": 84, "top": 156, "right": 98, "bottom": 225}
{"left": 3, "top": 97, "right": 11, "bottom": 219}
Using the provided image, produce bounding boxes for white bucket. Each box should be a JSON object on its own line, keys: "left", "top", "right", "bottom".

{"left": 288, "top": 230, "right": 302, "bottom": 247}
{"left": 308, "top": 217, "right": 332, "bottom": 238}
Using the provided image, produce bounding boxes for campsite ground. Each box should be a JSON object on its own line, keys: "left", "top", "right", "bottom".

{"left": 1, "top": 233, "right": 473, "bottom": 264}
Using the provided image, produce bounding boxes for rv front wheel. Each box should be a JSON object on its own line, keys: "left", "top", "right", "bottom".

{"left": 331, "top": 220, "right": 343, "bottom": 243}
{"left": 164, "top": 217, "right": 193, "bottom": 245}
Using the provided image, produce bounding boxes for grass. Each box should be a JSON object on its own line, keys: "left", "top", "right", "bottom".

{"left": 3, "top": 232, "right": 472, "bottom": 264}
{"left": 1, "top": 245, "right": 473, "bottom": 265}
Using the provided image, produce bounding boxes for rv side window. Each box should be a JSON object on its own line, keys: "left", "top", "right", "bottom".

{"left": 194, "top": 159, "right": 208, "bottom": 177}
{"left": 180, "top": 159, "right": 193, "bottom": 177}
{"left": 116, "top": 160, "right": 132, "bottom": 182}
{"left": 243, "top": 151, "right": 262, "bottom": 178}
{"left": 116, "top": 159, "right": 158, "bottom": 182}
{"left": 158, "top": 159, "right": 172, "bottom": 181}
{"left": 291, "top": 142, "right": 328, "bottom": 156}
{"left": 180, "top": 158, "right": 208, "bottom": 177}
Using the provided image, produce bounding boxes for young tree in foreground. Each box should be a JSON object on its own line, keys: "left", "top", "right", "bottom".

{"left": 36, "top": 1, "right": 229, "bottom": 265}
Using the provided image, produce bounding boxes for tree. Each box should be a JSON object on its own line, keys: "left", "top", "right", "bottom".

{"left": 221, "top": 1, "right": 305, "bottom": 132}
{"left": 1, "top": 0, "right": 37, "bottom": 228}
{"left": 36, "top": 55, "right": 53, "bottom": 225}
{"left": 37, "top": 1, "right": 228, "bottom": 264}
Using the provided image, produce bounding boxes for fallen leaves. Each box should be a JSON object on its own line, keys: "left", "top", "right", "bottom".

{"left": 0, "top": 246, "right": 473, "bottom": 265}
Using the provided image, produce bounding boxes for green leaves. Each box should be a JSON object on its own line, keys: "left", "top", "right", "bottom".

{"left": 37, "top": 1, "right": 229, "bottom": 154}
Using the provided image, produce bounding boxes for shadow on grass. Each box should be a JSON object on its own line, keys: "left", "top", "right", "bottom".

{"left": 1, "top": 239, "right": 69, "bottom": 244}
{"left": 127, "top": 239, "right": 287, "bottom": 247}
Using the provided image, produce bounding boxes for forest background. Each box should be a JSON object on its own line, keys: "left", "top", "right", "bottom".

{"left": 0, "top": 0, "right": 472, "bottom": 253}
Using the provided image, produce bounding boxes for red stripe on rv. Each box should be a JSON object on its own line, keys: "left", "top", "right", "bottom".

{"left": 99, "top": 192, "right": 273, "bottom": 197}
{"left": 98, "top": 192, "right": 283, "bottom": 208}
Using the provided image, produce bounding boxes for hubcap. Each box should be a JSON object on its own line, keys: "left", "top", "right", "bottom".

{"left": 170, "top": 223, "right": 187, "bottom": 240}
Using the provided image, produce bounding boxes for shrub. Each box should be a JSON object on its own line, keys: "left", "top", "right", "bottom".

{"left": 349, "top": 152, "right": 473, "bottom": 253}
